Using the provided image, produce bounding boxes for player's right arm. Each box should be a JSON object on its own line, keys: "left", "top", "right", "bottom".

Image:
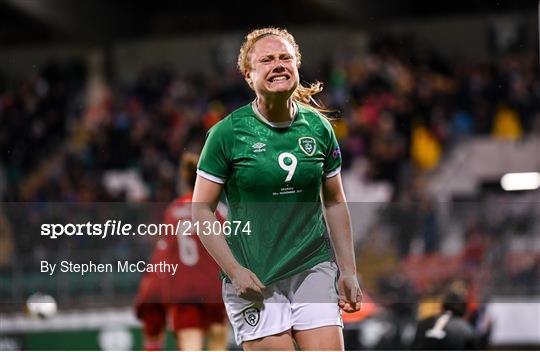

{"left": 192, "top": 177, "right": 265, "bottom": 299}
{"left": 193, "top": 117, "right": 265, "bottom": 299}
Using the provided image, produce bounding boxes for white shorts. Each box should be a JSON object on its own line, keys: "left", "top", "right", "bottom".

{"left": 222, "top": 261, "right": 343, "bottom": 345}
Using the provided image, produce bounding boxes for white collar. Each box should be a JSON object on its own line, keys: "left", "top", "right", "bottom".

{"left": 251, "top": 99, "right": 298, "bottom": 128}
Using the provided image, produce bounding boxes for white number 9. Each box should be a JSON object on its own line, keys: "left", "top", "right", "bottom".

{"left": 278, "top": 152, "right": 297, "bottom": 182}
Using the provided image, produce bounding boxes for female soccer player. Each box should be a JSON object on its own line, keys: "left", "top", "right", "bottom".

{"left": 193, "top": 27, "right": 361, "bottom": 350}
{"left": 135, "top": 152, "right": 228, "bottom": 350}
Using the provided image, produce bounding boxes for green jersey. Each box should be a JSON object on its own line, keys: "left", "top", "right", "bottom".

{"left": 197, "top": 101, "right": 342, "bottom": 285}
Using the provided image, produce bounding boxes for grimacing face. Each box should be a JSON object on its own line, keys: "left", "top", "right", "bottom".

{"left": 246, "top": 35, "right": 299, "bottom": 98}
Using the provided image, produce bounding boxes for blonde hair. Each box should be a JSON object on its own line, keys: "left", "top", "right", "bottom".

{"left": 237, "top": 27, "right": 331, "bottom": 115}
{"left": 180, "top": 152, "right": 199, "bottom": 190}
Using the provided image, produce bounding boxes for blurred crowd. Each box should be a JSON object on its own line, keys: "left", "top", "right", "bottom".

{"left": 0, "top": 62, "right": 86, "bottom": 200}
{"left": 1, "top": 36, "right": 538, "bottom": 203}
{"left": 1, "top": 36, "right": 538, "bottom": 312}
{"left": 325, "top": 36, "right": 538, "bottom": 196}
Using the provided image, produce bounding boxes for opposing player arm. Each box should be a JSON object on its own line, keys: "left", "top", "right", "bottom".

{"left": 322, "top": 173, "right": 362, "bottom": 312}
{"left": 192, "top": 175, "right": 265, "bottom": 297}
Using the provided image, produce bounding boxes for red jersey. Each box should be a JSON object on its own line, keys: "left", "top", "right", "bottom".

{"left": 136, "top": 194, "right": 223, "bottom": 304}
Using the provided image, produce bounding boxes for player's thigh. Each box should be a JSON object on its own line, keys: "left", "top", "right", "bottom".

{"left": 206, "top": 323, "right": 229, "bottom": 351}
{"left": 201, "top": 303, "right": 228, "bottom": 350}
{"left": 176, "top": 328, "right": 204, "bottom": 351}
{"left": 293, "top": 325, "right": 344, "bottom": 351}
{"left": 242, "top": 330, "right": 295, "bottom": 351}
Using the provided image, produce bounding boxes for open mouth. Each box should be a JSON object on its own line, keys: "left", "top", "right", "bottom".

{"left": 268, "top": 75, "right": 290, "bottom": 83}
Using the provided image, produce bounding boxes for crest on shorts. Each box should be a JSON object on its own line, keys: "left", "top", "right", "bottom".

{"left": 243, "top": 307, "right": 260, "bottom": 327}
{"left": 298, "top": 137, "right": 316, "bottom": 156}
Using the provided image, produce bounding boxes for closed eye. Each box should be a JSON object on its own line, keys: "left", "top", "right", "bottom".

{"left": 259, "top": 54, "right": 293, "bottom": 64}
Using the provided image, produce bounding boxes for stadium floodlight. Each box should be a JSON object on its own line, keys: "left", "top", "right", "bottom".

{"left": 500, "top": 172, "right": 540, "bottom": 191}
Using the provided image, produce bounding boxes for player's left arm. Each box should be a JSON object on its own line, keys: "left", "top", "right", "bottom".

{"left": 322, "top": 173, "right": 362, "bottom": 312}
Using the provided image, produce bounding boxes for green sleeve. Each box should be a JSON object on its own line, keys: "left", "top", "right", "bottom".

{"left": 197, "top": 118, "right": 233, "bottom": 184}
{"left": 322, "top": 119, "right": 342, "bottom": 177}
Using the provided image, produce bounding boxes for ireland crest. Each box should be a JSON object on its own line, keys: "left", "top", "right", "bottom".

{"left": 298, "top": 137, "right": 316, "bottom": 156}
{"left": 243, "top": 307, "right": 260, "bottom": 327}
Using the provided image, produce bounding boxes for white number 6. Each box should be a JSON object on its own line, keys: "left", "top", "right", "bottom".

{"left": 178, "top": 235, "right": 199, "bottom": 266}
{"left": 278, "top": 152, "right": 297, "bottom": 182}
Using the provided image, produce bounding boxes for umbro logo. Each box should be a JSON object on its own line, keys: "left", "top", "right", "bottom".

{"left": 252, "top": 142, "right": 266, "bottom": 153}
